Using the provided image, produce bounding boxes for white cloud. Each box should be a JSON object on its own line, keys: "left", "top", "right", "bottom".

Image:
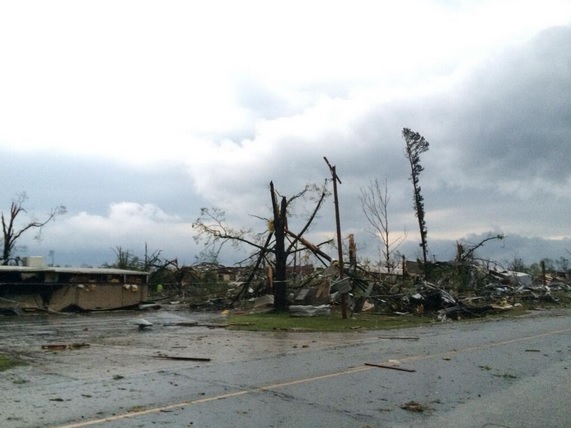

{"left": 20, "top": 202, "right": 195, "bottom": 265}
{"left": 2, "top": 1, "right": 569, "bottom": 162}
{"left": 64, "top": 202, "right": 185, "bottom": 240}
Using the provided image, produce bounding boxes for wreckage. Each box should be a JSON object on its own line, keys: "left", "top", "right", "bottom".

{"left": 0, "top": 257, "right": 148, "bottom": 314}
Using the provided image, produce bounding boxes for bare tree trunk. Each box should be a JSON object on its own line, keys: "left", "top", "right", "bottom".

{"left": 271, "top": 182, "right": 288, "bottom": 311}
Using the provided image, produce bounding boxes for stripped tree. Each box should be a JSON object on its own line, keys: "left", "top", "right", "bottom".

{"left": 403, "top": 128, "right": 430, "bottom": 278}
{"left": 192, "top": 182, "right": 330, "bottom": 311}
{"left": 1, "top": 193, "right": 66, "bottom": 265}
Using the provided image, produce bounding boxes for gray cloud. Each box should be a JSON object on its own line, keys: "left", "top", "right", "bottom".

{"left": 0, "top": 149, "right": 200, "bottom": 215}
{"left": 1, "top": 15, "right": 570, "bottom": 268}
{"left": 446, "top": 26, "right": 571, "bottom": 185}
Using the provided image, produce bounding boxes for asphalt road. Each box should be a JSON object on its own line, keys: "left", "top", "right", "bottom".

{"left": 1, "top": 308, "right": 570, "bottom": 428}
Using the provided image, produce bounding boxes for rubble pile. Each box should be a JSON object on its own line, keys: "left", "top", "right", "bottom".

{"left": 170, "top": 261, "right": 570, "bottom": 321}
{"left": 351, "top": 264, "right": 570, "bottom": 321}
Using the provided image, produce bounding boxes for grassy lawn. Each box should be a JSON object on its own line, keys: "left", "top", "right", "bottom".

{"left": 228, "top": 310, "right": 435, "bottom": 332}
{"left": 0, "top": 354, "right": 25, "bottom": 372}
{"left": 228, "top": 293, "right": 571, "bottom": 332}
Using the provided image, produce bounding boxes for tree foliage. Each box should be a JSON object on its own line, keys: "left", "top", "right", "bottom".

{"left": 403, "top": 128, "right": 430, "bottom": 277}
{"left": 1, "top": 193, "right": 66, "bottom": 265}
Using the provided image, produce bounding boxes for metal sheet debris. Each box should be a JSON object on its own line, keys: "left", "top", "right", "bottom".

{"left": 289, "top": 305, "right": 331, "bottom": 317}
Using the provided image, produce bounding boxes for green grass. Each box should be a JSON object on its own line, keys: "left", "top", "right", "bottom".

{"left": 228, "top": 292, "right": 571, "bottom": 332}
{"left": 228, "top": 310, "right": 434, "bottom": 332}
{"left": 0, "top": 354, "right": 26, "bottom": 372}
{"left": 554, "top": 292, "right": 571, "bottom": 306}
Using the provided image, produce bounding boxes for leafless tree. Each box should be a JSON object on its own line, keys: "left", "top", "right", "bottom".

{"left": 1, "top": 193, "right": 66, "bottom": 265}
{"left": 359, "top": 178, "right": 405, "bottom": 272}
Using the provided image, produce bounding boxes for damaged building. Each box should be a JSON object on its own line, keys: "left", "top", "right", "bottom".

{"left": 0, "top": 257, "right": 149, "bottom": 314}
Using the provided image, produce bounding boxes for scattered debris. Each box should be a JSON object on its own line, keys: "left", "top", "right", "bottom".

{"left": 115, "top": 227, "right": 570, "bottom": 320}
{"left": 133, "top": 318, "right": 153, "bottom": 330}
{"left": 41, "top": 343, "right": 90, "bottom": 351}
{"left": 293, "top": 285, "right": 330, "bottom": 306}
{"left": 251, "top": 294, "right": 274, "bottom": 308}
{"left": 289, "top": 304, "right": 331, "bottom": 317}
{"left": 69, "top": 342, "right": 90, "bottom": 349}
{"left": 400, "top": 401, "right": 430, "bottom": 412}
{"left": 378, "top": 335, "right": 419, "bottom": 340}
{"left": 41, "top": 344, "right": 67, "bottom": 351}
{"left": 139, "top": 303, "right": 161, "bottom": 310}
{"left": 162, "top": 321, "right": 199, "bottom": 327}
{"left": 154, "top": 354, "right": 211, "bottom": 362}
{"left": 493, "top": 373, "right": 517, "bottom": 379}
{"left": 365, "top": 362, "right": 416, "bottom": 373}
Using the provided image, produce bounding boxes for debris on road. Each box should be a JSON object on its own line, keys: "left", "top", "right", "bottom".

{"left": 41, "top": 344, "right": 67, "bottom": 351}
{"left": 162, "top": 320, "right": 199, "bottom": 327}
{"left": 154, "top": 354, "right": 211, "bottom": 362}
{"left": 377, "top": 335, "right": 419, "bottom": 340}
{"left": 400, "top": 401, "right": 430, "bottom": 412}
{"left": 365, "top": 362, "right": 416, "bottom": 373}
{"left": 139, "top": 303, "right": 162, "bottom": 310}
{"left": 133, "top": 318, "right": 153, "bottom": 330}
{"left": 41, "top": 343, "right": 90, "bottom": 351}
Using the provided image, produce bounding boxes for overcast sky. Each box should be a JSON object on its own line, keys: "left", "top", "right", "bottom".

{"left": 0, "top": 1, "right": 570, "bottom": 268}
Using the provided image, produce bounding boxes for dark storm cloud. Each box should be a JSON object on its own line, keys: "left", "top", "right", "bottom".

{"left": 0, "top": 149, "right": 202, "bottom": 217}
{"left": 456, "top": 233, "right": 571, "bottom": 266}
{"left": 448, "top": 26, "right": 571, "bottom": 184}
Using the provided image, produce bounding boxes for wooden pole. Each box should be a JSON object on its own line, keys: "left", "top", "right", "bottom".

{"left": 324, "top": 157, "right": 347, "bottom": 319}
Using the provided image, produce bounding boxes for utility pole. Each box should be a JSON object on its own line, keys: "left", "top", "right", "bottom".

{"left": 324, "top": 157, "right": 348, "bottom": 319}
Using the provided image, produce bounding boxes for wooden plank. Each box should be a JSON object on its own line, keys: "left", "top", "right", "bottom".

{"left": 365, "top": 362, "right": 416, "bottom": 372}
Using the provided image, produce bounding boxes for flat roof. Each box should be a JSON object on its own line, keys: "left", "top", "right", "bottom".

{"left": 0, "top": 266, "right": 149, "bottom": 276}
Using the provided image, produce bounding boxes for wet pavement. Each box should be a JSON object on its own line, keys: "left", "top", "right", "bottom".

{"left": 1, "top": 307, "right": 570, "bottom": 427}
{"left": 0, "top": 308, "right": 369, "bottom": 381}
